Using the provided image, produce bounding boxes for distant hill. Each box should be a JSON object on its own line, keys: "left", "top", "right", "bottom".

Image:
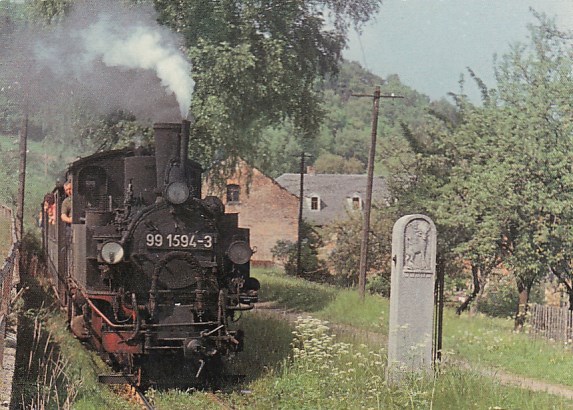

{"left": 252, "top": 60, "right": 455, "bottom": 178}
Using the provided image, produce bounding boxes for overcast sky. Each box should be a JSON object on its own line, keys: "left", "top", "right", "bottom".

{"left": 343, "top": 0, "right": 573, "bottom": 102}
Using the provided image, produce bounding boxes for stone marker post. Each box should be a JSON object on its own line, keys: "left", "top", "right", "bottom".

{"left": 387, "top": 214, "right": 437, "bottom": 383}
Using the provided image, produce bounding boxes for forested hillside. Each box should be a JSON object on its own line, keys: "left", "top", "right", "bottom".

{"left": 253, "top": 60, "right": 454, "bottom": 178}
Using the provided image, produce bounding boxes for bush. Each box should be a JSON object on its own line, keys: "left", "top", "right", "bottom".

{"left": 366, "top": 273, "right": 391, "bottom": 297}
{"left": 270, "top": 221, "right": 328, "bottom": 283}
{"left": 271, "top": 239, "right": 329, "bottom": 283}
{"left": 476, "top": 274, "right": 544, "bottom": 318}
{"left": 326, "top": 206, "right": 394, "bottom": 287}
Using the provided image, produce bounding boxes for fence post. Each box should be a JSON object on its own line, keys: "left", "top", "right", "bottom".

{"left": 528, "top": 303, "right": 573, "bottom": 344}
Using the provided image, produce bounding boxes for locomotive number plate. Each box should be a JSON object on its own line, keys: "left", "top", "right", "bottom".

{"left": 146, "top": 233, "right": 215, "bottom": 249}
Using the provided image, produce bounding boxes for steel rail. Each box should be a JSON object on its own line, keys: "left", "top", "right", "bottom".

{"left": 135, "top": 387, "right": 155, "bottom": 410}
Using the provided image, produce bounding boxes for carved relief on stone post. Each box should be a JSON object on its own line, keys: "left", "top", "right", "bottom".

{"left": 403, "top": 219, "right": 433, "bottom": 277}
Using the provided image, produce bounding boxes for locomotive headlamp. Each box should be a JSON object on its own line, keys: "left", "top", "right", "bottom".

{"left": 100, "top": 241, "right": 124, "bottom": 264}
{"left": 227, "top": 241, "right": 253, "bottom": 265}
{"left": 165, "top": 181, "right": 190, "bottom": 205}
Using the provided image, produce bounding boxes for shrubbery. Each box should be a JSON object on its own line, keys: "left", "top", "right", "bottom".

{"left": 270, "top": 221, "right": 328, "bottom": 283}
{"left": 366, "top": 273, "right": 391, "bottom": 297}
{"left": 476, "top": 274, "right": 544, "bottom": 318}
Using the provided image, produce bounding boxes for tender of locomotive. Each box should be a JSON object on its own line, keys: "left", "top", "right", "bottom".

{"left": 42, "top": 121, "right": 259, "bottom": 385}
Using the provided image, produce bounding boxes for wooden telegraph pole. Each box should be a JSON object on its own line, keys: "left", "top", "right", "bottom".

{"left": 353, "top": 86, "right": 403, "bottom": 300}
{"left": 296, "top": 152, "right": 312, "bottom": 276}
{"left": 297, "top": 152, "right": 305, "bottom": 276}
{"left": 16, "top": 110, "right": 28, "bottom": 243}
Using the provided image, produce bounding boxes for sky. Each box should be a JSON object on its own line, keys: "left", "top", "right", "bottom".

{"left": 343, "top": 0, "right": 573, "bottom": 102}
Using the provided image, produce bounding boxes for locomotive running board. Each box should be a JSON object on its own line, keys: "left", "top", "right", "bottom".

{"left": 98, "top": 374, "right": 137, "bottom": 384}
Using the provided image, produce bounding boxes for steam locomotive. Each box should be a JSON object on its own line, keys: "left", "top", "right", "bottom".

{"left": 41, "top": 120, "right": 259, "bottom": 386}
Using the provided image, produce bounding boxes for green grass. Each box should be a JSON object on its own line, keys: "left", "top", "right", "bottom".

{"left": 15, "top": 267, "right": 573, "bottom": 409}
{"left": 0, "top": 216, "right": 12, "bottom": 257}
{"left": 256, "top": 268, "right": 390, "bottom": 332}
{"left": 444, "top": 309, "right": 573, "bottom": 386}
{"left": 152, "top": 311, "right": 573, "bottom": 409}
{"left": 254, "top": 268, "right": 573, "bottom": 389}
{"left": 14, "top": 275, "right": 138, "bottom": 409}
{"left": 227, "top": 315, "right": 573, "bottom": 409}
{"left": 152, "top": 269, "right": 573, "bottom": 408}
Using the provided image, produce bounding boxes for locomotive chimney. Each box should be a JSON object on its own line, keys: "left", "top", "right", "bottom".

{"left": 180, "top": 119, "right": 190, "bottom": 168}
{"left": 153, "top": 121, "right": 191, "bottom": 189}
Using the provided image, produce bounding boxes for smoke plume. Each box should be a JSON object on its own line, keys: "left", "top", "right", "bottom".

{"left": 6, "top": 0, "right": 194, "bottom": 122}
{"left": 77, "top": 13, "right": 194, "bottom": 118}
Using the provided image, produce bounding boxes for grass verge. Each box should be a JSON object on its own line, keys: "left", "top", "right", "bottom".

{"left": 254, "top": 268, "right": 573, "bottom": 389}
{"left": 14, "top": 267, "right": 573, "bottom": 408}
{"left": 13, "top": 274, "right": 138, "bottom": 409}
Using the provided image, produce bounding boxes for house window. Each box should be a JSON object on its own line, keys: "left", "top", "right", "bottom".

{"left": 226, "top": 184, "right": 240, "bottom": 203}
{"left": 352, "top": 196, "right": 361, "bottom": 210}
{"left": 311, "top": 196, "right": 320, "bottom": 211}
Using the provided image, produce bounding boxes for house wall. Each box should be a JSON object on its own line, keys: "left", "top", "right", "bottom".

{"left": 204, "top": 164, "right": 299, "bottom": 265}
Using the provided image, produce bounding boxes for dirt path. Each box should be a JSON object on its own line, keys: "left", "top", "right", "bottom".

{"left": 254, "top": 302, "right": 573, "bottom": 400}
{"left": 455, "top": 360, "right": 573, "bottom": 400}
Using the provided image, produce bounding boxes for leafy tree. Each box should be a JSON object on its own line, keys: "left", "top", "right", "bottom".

{"left": 313, "top": 152, "right": 364, "bottom": 174}
{"left": 0, "top": 144, "right": 18, "bottom": 207}
{"left": 24, "top": 0, "right": 381, "bottom": 171}
{"left": 75, "top": 111, "right": 153, "bottom": 152}
{"left": 0, "top": 2, "right": 27, "bottom": 134}
{"left": 26, "top": 0, "right": 73, "bottom": 23}
{"left": 491, "top": 14, "right": 573, "bottom": 321}
{"left": 392, "top": 13, "right": 573, "bottom": 328}
{"left": 326, "top": 203, "right": 395, "bottom": 287}
{"left": 0, "top": 83, "right": 21, "bottom": 135}
{"left": 453, "top": 15, "right": 573, "bottom": 326}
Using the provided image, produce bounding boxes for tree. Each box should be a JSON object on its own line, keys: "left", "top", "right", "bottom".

{"left": 391, "top": 13, "right": 573, "bottom": 328}
{"left": 491, "top": 14, "right": 573, "bottom": 321}
{"left": 387, "top": 94, "right": 502, "bottom": 315}
{"left": 313, "top": 152, "right": 364, "bottom": 174}
{"left": 456, "top": 14, "right": 573, "bottom": 326}
{"left": 326, "top": 204, "right": 394, "bottom": 287}
{"left": 24, "top": 0, "right": 382, "bottom": 170}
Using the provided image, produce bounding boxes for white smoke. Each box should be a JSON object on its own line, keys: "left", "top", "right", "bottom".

{"left": 29, "top": 0, "right": 194, "bottom": 121}
{"left": 80, "top": 17, "right": 194, "bottom": 118}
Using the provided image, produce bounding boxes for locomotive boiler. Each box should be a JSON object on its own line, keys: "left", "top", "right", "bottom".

{"left": 42, "top": 120, "right": 259, "bottom": 386}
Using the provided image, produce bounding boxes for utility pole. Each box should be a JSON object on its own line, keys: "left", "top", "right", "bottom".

{"left": 296, "top": 152, "right": 312, "bottom": 276}
{"left": 16, "top": 110, "right": 27, "bottom": 243}
{"left": 353, "top": 87, "right": 403, "bottom": 300}
{"left": 2, "top": 60, "right": 30, "bottom": 244}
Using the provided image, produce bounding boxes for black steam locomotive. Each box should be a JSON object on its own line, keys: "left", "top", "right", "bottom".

{"left": 41, "top": 121, "right": 259, "bottom": 386}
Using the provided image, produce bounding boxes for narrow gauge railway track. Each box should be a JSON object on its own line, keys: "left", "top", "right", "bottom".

{"left": 113, "top": 383, "right": 155, "bottom": 409}
{"left": 134, "top": 386, "right": 154, "bottom": 410}
{"left": 128, "top": 386, "right": 235, "bottom": 409}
